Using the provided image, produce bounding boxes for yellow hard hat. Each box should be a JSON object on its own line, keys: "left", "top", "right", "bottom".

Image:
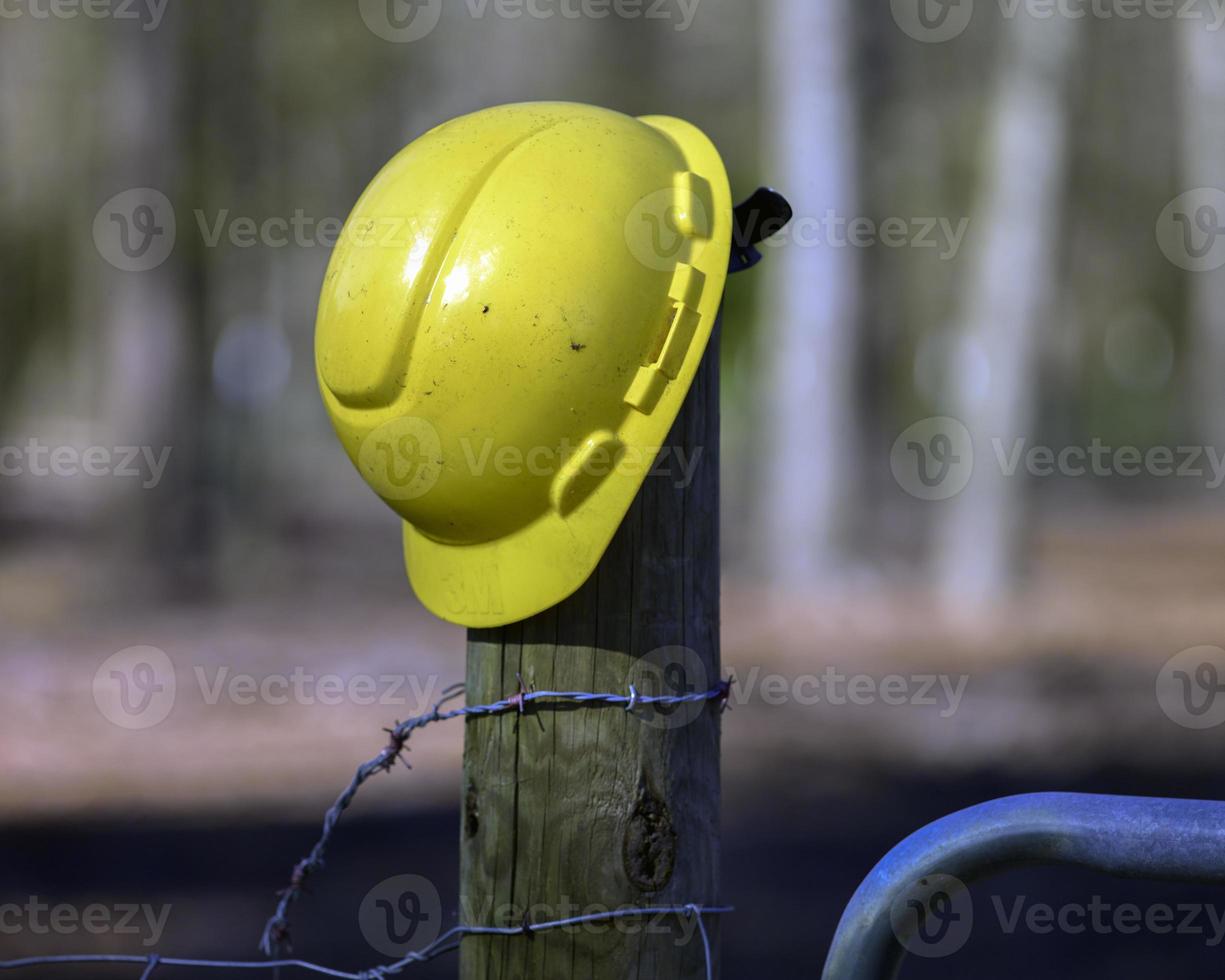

{"left": 317, "top": 102, "right": 733, "bottom": 628}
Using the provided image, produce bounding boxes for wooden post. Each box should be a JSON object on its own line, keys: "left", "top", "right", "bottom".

{"left": 460, "top": 319, "right": 723, "bottom": 979}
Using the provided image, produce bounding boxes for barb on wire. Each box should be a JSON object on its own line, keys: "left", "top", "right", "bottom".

{"left": 1, "top": 905, "right": 733, "bottom": 980}
{"left": 259, "top": 680, "right": 468, "bottom": 954}
{"left": 261, "top": 676, "right": 732, "bottom": 955}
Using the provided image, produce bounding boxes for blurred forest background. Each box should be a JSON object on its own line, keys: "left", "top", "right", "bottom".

{"left": 6, "top": 0, "right": 1225, "bottom": 976}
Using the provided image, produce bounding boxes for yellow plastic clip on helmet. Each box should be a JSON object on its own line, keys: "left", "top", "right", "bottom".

{"left": 317, "top": 101, "right": 782, "bottom": 628}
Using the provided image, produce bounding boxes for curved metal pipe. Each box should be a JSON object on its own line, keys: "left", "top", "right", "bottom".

{"left": 822, "top": 792, "right": 1225, "bottom": 980}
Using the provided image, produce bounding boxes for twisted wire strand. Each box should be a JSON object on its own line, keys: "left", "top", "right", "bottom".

{"left": 261, "top": 676, "right": 732, "bottom": 954}
{"left": 0, "top": 905, "right": 733, "bottom": 980}
{"left": 0, "top": 677, "right": 733, "bottom": 980}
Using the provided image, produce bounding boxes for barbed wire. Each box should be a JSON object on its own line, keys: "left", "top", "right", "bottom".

{"left": 262, "top": 673, "right": 733, "bottom": 953}
{"left": 0, "top": 903, "right": 732, "bottom": 980}
{"left": 0, "top": 676, "right": 733, "bottom": 980}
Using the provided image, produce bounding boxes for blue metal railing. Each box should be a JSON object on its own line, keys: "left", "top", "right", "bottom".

{"left": 822, "top": 792, "right": 1225, "bottom": 979}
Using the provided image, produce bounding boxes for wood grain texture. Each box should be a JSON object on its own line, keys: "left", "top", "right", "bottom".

{"left": 460, "top": 320, "right": 722, "bottom": 980}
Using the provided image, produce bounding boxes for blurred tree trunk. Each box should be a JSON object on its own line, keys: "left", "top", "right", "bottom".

{"left": 935, "top": 13, "right": 1080, "bottom": 608}
{"left": 98, "top": 21, "right": 192, "bottom": 587}
{"left": 1180, "top": 24, "right": 1225, "bottom": 450}
{"left": 757, "top": 0, "right": 860, "bottom": 585}
{"left": 0, "top": 23, "right": 69, "bottom": 435}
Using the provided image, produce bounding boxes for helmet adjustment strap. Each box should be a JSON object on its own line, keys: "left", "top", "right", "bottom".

{"left": 729, "top": 186, "right": 793, "bottom": 273}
